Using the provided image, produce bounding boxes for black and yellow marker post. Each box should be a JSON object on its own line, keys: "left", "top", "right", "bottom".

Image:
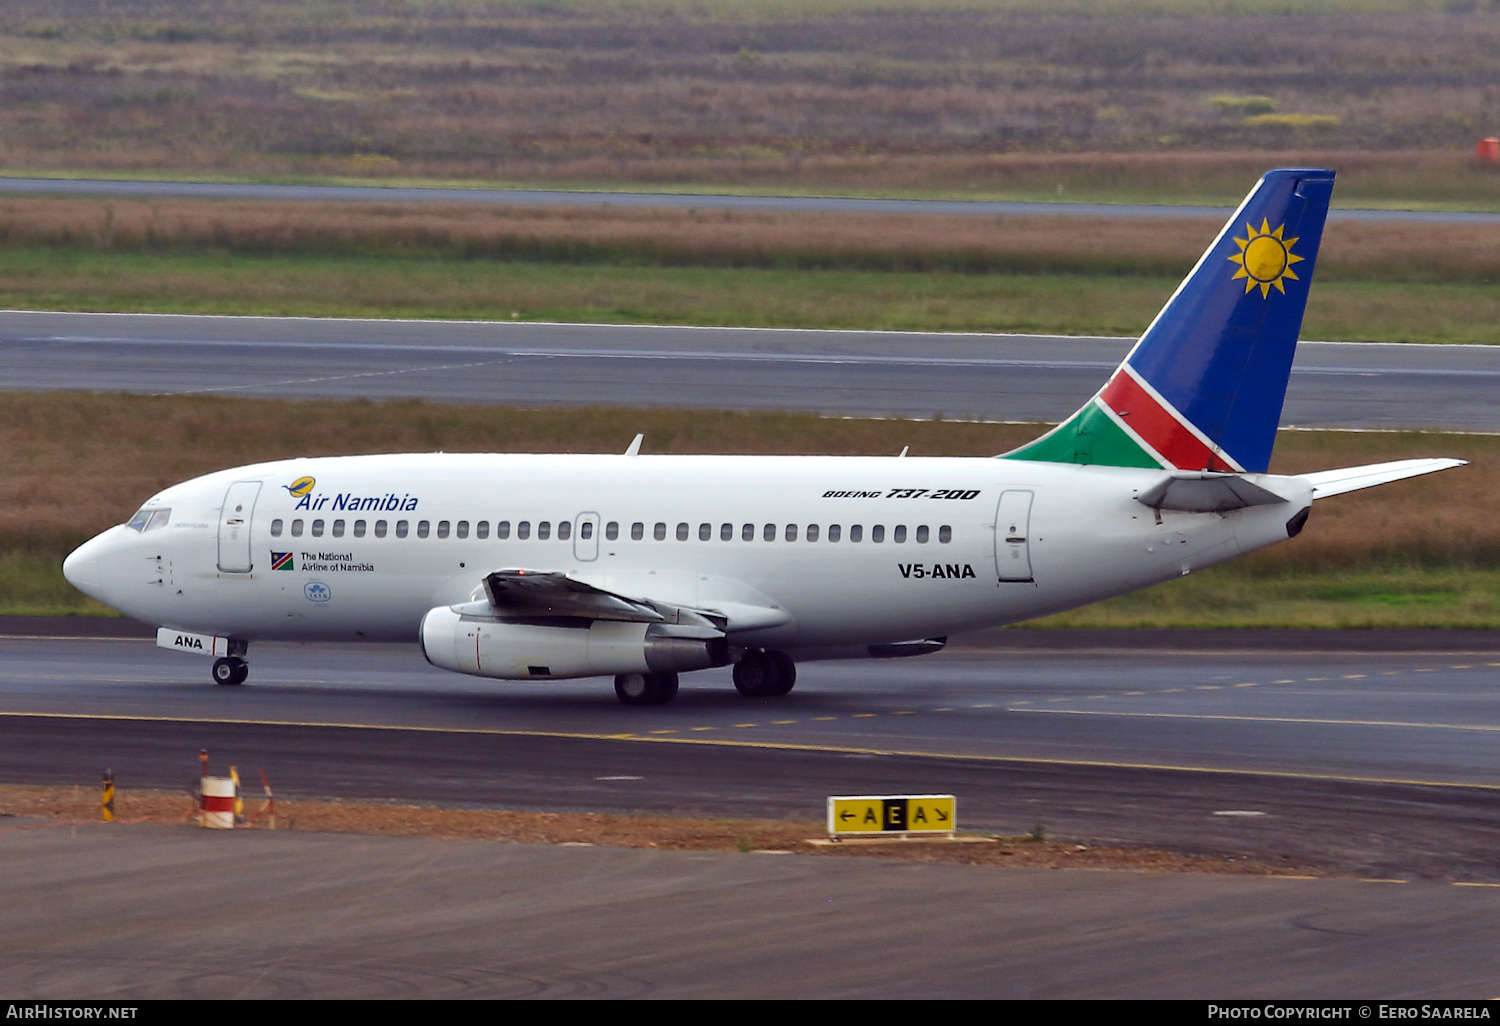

{"left": 101, "top": 769, "right": 115, "bottom": 822}
{"left": 230, "top": 766, "right": 244, "bottom": 825}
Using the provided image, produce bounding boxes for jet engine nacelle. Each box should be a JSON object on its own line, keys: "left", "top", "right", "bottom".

{"left": 420, "top": 606, "right": 729, "bottom": 681}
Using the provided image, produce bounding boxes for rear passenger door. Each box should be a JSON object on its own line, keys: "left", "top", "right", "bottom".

{"left": 993, "top": 490, "right": 1034, "bottom": 583}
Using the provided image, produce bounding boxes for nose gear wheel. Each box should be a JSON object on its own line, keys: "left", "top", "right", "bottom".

{"left": 213, "top": 657, "right": 248, "bottom": 686}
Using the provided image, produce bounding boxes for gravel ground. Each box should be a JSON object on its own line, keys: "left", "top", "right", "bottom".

{"left": 0, "top": 783, "right": 1316, "bottom": 876}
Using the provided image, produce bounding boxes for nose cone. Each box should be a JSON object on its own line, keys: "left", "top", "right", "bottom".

{"left": 63, "top": 532, "right": 110, "bottom": 604}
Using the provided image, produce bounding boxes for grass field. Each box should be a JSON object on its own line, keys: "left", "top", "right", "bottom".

{"left": 5, "top": 392, "right": 1490, "bottom": 627}
{"left": 0, "top": 195, "right": 1492, "bottom": 341}
{"left": 8, "top": 197, "right": 1499, "bottom": 282}
{"left": 0, "top": 249, "right": 1493, "bottom": 343}
{"left": 2, "top": 2, "right": 1499, "bottom": 205}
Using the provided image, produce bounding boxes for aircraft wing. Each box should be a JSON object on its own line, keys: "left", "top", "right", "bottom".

{"left": 478, "top": 569, "right": 790, "bottom": 635}
{"left": 1302, "top": 458, "right": 1467, "bottom": 500}
{"left": 481, "top": 569, "right": 670, "bottom": 623}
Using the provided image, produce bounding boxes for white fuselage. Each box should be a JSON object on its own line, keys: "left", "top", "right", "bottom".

{"left": 64, "top": 452, "right": 1311, "bottom": 659}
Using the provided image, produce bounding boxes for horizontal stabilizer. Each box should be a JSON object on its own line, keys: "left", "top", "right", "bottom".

{"left": 1303, "top": 458, "right": 1466, "bottom": 499}
{"left": 1137, "top": 473, "right": 1287, "bottom": 513}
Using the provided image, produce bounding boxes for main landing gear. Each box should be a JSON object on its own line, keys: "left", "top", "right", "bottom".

{"left": 732, "top": 649, "right": 796, "bottom": 698}
{"left": 612, "top": 650, "right": 796, "bottom": 706}
{"left": 614, "top": 671, "right": 680, "bottom": 706}
{"left": 212, "top": 656, "right": 249, "bottom": 686}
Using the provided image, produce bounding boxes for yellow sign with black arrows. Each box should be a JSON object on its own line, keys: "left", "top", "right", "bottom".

{"left": 827, "top": 794, "right": 956, "bottom": 837}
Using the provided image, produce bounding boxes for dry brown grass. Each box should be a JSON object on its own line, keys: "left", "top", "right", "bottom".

{"left": 1, "top": 196, "right": 1493, "bottom": 282}
{"left": 0, "top": 393, "right": 1041, "bottom": 551}
{"left": 0, "top": 391, "right": 1489, "bottom": 573}
{"left": 2, "top": 2, "right": 1500, "bottom": 200}
{"left": 1260, "top": 430, "right": 1497, "bottom": 570}
{"left": 0, "top": 783, "right": 1316, "bottom": 875}
{"left": 1, "top": 391, "right": 1487, "bottom": 623}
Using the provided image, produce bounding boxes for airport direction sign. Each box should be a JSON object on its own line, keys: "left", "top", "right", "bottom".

{"left": 827, "top": 794, "right": 956, "bottom": 839}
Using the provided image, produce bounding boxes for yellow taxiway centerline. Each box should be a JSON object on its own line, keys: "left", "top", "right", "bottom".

{"left": 3, "top": 709, "right": 1499, "bottom": 792}
{"left": 1010, "top": 707, "right": 1500, "bottom": 732}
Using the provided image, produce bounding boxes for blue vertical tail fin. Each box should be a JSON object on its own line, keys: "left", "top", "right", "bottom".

{"left": 1006, "top": 168, "right": 1335, "bottom": 473}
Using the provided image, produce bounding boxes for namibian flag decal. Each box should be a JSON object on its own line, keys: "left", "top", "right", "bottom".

{"left": 1096, "top": 366, "right": 1241, "bottom": 472}
{"left": 271, "top": 552, "right": 295, "bottom": 572}
{"left": 1003, "top": 367, "right": 1240, "bottom": 473}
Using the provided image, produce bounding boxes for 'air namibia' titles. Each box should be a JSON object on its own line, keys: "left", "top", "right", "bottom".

{"left": 293, "top": 491, "right": 420, "bottom": 512}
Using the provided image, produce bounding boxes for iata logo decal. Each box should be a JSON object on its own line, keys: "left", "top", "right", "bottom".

{"left": 304, "top": 581, "right": 331, "bottom": 603}
{"left": 270, "top": 552, "right": 294, "bottom": 571}
{"left": 1229, "top": 219, "right": 1303, "bottom": 297}
{"left": 284, "top": 476, "right": 316, "bottom": 499}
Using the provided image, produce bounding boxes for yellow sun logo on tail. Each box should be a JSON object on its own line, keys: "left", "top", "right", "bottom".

{"left": 1229, "top": 219, "right": 1303, "bottom": 297}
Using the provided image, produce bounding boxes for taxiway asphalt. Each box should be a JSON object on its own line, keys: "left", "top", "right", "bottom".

{"left": 4, "top": 629, "right": 1499, "bottom": 882}
{"left": 6, "top": 628, "right": 1500, "bottom": 998}
{"left": 2, "top": 309, "right": 1494, "bottom": 431}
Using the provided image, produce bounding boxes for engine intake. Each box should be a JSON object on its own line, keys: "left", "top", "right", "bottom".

{"left": 420, "top": 606, "right": 728, "bottom": 680}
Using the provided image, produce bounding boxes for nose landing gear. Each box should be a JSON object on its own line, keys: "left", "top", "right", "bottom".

{"left": 212, "top": 656, "right": 249, "bottom": 686}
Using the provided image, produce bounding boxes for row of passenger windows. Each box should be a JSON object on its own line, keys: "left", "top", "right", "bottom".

{"left": 269, "top": 518, "right": 953, "bottom": 544}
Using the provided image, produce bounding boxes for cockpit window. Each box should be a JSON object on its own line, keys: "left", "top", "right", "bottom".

{"left": 125, "top": 508, "right": 171, "bottom": 533}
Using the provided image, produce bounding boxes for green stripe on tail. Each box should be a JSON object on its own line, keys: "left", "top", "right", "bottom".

{"left": 1002, "top": 401, "right": 1163, "bottom": 468}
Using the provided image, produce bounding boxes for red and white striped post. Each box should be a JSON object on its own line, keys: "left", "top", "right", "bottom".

{"left": 201, "top": 777, "right": 235, "bottom": 829}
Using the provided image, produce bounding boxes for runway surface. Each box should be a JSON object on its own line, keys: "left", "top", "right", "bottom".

{"left": 8, "top": 628, "right": 1500, "bottom": 997}
{"left": 3, "top": 309, "right": 1494, "bottom": 431}
{"left": 5, "top": 824, "right": 1499, "bottom": 998}
{"left": 3, "top": 176, "right": 1497, "bottom": 225}
{"left": 5, "top": 628, "right": 1499, "bottom": 881}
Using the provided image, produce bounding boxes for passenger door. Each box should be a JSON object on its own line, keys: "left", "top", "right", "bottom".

{"left": 217, "top": 481, "right": 262, "bottom": 573}
{"left": 993, "top": 490, "right": 1035, "bottom": 583}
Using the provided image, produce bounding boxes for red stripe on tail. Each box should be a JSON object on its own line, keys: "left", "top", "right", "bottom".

{"left": 1099, "top": 373, "right": 1234, "bottom": 471}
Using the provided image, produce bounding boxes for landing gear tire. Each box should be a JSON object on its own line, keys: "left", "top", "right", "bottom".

{"left": 732, "top": 653, "right": 773, "bottom": 697}
{"left": 213, "top": 657, "right": 248, "bottom": 686}
{"left": 655, "top": 672, "right": 680, "bottom": 704}
{"left": 768, "top": 651, "right": 797, "bottom": 696}
{"left": 733, "top": 650, "right": 795, "bottom": 698}
{"left": 615, "top": 671, "right": 679, "bottom": 706}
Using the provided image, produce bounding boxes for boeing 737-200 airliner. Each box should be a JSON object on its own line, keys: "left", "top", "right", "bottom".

{"left": 63, "top": 170, "right": 1462, "bottom": 704}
